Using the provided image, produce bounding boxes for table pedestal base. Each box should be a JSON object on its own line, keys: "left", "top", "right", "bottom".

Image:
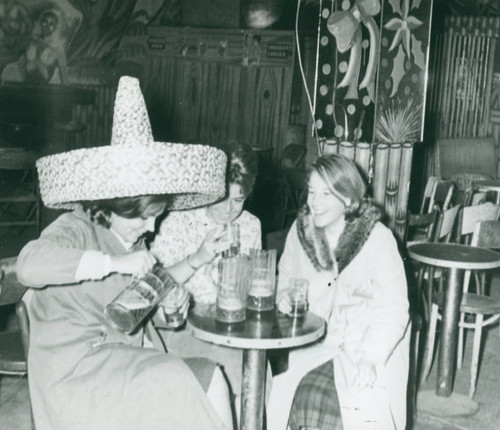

{"left": 241, "top": 349, "right": 267, "bottom": 430}
{"left": 417, "top": 390, "right": 479, "bottom": 418}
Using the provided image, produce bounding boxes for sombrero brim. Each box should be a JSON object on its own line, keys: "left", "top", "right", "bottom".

{"left": 36, "top": 142, "right": 227, "bottom": 210}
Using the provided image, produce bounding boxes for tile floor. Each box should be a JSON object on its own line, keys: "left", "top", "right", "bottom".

{"left": 1, "top": 222, "right": 500, "bottom": 429}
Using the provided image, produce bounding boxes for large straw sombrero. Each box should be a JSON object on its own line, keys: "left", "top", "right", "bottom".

{"left": 36, "top": 76, "right": 227, "bottom": 210}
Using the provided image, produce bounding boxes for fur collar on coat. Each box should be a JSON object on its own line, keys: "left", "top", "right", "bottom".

{"left": 296, "top": 199, "right": 383, "bottom": 273}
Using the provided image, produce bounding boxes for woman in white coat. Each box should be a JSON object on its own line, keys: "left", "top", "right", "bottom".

{"left": 267, "top": 154, "right": 410, "bottom": 430}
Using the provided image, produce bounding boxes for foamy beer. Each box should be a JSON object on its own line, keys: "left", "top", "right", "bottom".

{"left": 105, "top": 264, "right": 177, "bottom": 333}
{"left": 247, "top": 249, "right": 277, "bottom": 312}
{"left": 216, "top": 255, "right": 250, "bottom": 323}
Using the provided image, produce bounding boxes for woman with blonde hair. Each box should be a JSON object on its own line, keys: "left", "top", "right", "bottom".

{"left": 267, "top": 153, "right": 410, "bottom": 429}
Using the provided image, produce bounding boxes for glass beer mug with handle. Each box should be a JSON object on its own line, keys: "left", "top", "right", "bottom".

{"left": 216, "top": 255, "right": 250, "bottom": 323}
{"left": 247, "top": 249, "right": 277, "bottom": 312}
{"left": 105, "top": 263, "right": 178, "bottom": 333}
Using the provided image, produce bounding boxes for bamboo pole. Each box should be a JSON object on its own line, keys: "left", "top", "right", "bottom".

{"left": 464, "top": 34, "right": 477, "bottom": 137}
{"left": 372, "top": 143, "right": 389, "bottom": 209}
{"left": 472, "top": 36, "right": 486, "bottom": 135}
{"left": 477, "top": 37, "right": 490, "bottom": 136}
{"left": 339, "top": 141, "right": 355, "bottom": 161}
{"left": 384, "top": 143, "right": 402, "bottom": 231}
{"left": 482, "top": 37, "right": 496, "bottom": 136}
{"left": 444, "top": 33, "right": 459, "bottom": 138}
{"left": 446, "top": 35, "right": 463, "bottom": 137}
{"left": 455, "top": 35, "right": 468, "bottom": 138}
{"left": 394, "top": 143, "right": 413, "bottom": 240}
{"left": 469, "top": 36, "right": 482, "bottom": 136}
{"left": 432, "top": 34, "right": 446, "bottom": 128}
{"left": 322, "top": 138, "right": 338, "bottom": 155}
{"left": 355, "top": 142, "right": 371, "bottom": 181}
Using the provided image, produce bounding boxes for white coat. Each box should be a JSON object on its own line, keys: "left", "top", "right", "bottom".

{"left": 267, "top": 220, "right": 410, "bottom": 430}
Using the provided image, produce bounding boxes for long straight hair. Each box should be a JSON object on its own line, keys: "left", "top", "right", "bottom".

{"left": 311, "top": 154, "right": 366, "bottom": 216}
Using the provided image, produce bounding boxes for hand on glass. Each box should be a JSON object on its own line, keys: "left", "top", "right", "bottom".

{"left": 161, "top": 284, "right": 190, "bottom": 313}
{"left": 110, "top": 250, "right": 156, "bottom": 278}
{"left": 351, "top": 360, "right": 377, "bottom": 390}
{"left": 276, "top": 289, "right": 292, "bottom": 315}
{"left": 192, "top": 226, "right": 231, "bottom": 267}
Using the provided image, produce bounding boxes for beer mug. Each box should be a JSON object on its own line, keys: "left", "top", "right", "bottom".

{"left": 247, "top": 249, "right": 277, "bottom": 312}
{"left": 216, "top": 255, "right": 250, "bottom": 323}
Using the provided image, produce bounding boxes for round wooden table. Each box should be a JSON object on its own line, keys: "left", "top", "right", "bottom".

{"left": 473, "top": 180, "right": 500, "bottom": 204}
{"left": 188, "top": 304, "right": 325, "bottom": 430}
{"left": 408, "top": 243, "right": 500, "bottom": 417}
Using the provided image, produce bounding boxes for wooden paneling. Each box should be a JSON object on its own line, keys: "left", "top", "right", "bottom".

{"left": 116, "top": 26, "right": 295, "bottom": 163}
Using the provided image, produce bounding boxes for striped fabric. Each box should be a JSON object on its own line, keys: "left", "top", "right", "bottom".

{"left": 288, "top": 360, "right": 343, "bottom": 430}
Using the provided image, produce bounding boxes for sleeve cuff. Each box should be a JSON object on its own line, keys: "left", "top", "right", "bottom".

{"left": 75, "top": 251, "right": 112, "bottom": 281}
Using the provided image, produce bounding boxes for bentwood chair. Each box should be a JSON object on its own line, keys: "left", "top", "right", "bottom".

{"left": 0, "top": 148, "right": 41, "bottom": 234}
{"left": 405, "top": 209, "right": 438, "bottom": 245}
{"left": 419, "top": 176, "right": 454, "bottom": 215}
{"left": 413, "top": 205, "right": 460, "bottom": 317}
{"left": 421, "top": 219, "right": 500, "bottom": 398}
{"left": 0, "top": 257, "right": 34, "bottom": 428}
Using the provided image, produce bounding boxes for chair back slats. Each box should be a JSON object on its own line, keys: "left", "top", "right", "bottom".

{"left": 471, "top": 192, "right": 487, "bottom": 206}
{"left": 430, "top": 180, "right": 454, "bottom": 212}
{"left": 471, "top": 221, "right": 500, "bottom": 249}
{"left": 459, "top": 202, "right": 500, "bottom": 244}
{"left": 406, "top": 209, "right": 438, "bottom": 244}
{"left": 16, "top": 301, "right": 30, "bottom": 359}
{"left": 435, "top": 204, "right": 461, "bottom": 243}
{"left": 420, "top": 177, "right": 454, "bottom": 214}
{"left": 420, "top": 176, "right": 439, "bottom": 214}
{"left": 0, "top": 257, "right": 26, "bottom": 306}
{"left": 461, "top": 220, "right": 500, "bottom": 296}
{"left": 280, "top": 144, "right": 306, "bottom": 169}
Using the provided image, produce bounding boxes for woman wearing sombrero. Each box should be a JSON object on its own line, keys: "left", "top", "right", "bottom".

{"left": 17, "top": 77, "right": 233, "bottom": 430}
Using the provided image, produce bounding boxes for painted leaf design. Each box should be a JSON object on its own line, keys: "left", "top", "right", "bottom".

{"left": 385, "top": 18, "right": 403, "bottom": 31}
{"left": 407, "top": 16, "right": 423, "bottom": 30}
{"left": 411, "top": 34, "right": 425, "bottom": 69}
{"left": 412, "top": 0, "right": 422, "bottom": 10}
{"left": 389, "top": 0, "right": 402, "bottom": 16}
{"left": 390, "top": 45, "right": 406, "bottom": 97}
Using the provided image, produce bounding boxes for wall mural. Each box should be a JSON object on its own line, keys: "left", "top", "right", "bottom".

{"left": 0, "top": 0, "right": 139, "bottom": 86}
{"left": 314, "top": 0, "right": 432, "bottom": 145}
{"left": 314, "top": 0, "right": 381, "bottom": 143}
{"left": 373, "top": 0, "right": 432, "bottom": 144}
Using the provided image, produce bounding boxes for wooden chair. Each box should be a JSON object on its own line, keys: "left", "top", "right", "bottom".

{"left": 431, "top": 179, "right": 455, "bottom": 213}
{"left": 408, "top": 177, "right": 454, "bottom": 243}
{"left": 450, "top": 172, "right": 492, "bottom": 206}
{"left": 419, "top": 176, "right": 439, "bottom": 214}
{"left": 421, "top": 219, "right": 500, "bottom": 398}
{"left": 405, "top": 209, "right": 438, "bottom": 245}
{"left": 0, "top": 257, "right": 34, "bottom": 428}
{"left": 457, "top": 202, "right": 500, "bottom": 245}
{"left": 416, "top": 204, "right": 461, "bottom": 320}
{"left": 0, "top": 148, "right": 41, "bottom": 234}
{"left": 280, "top": 144, "right": 306, "bottom": 170}
{"left": 418, "top": 176, "right": 454, "bottom": 214}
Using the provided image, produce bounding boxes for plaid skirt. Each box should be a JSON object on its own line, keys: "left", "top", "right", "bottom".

{"left": 288, "top": 360, "right": 343, "bottom": 430}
